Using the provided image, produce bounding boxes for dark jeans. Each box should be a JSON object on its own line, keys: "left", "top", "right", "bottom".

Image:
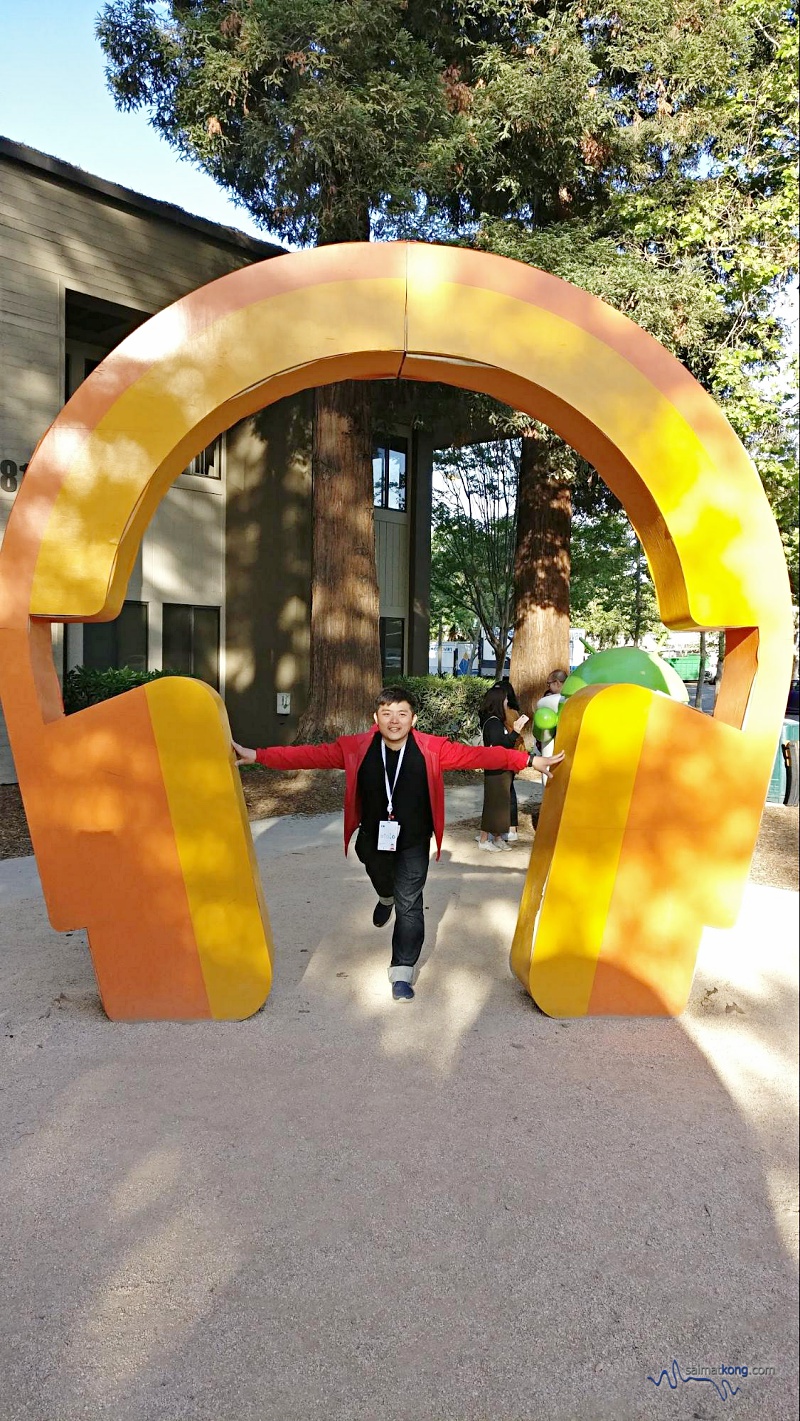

{"left": 510, "top": 774, "right": 518, "bottom": 828}
{"left": 355, "top": 831, "right": 431, "bottom": 973}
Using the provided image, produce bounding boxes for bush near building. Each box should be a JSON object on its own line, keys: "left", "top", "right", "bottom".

{"left": 62, "top": 666, "right": 178, "bottom": 715}
{"left": 390, "top": 675, "right": 495, "bottom": 742}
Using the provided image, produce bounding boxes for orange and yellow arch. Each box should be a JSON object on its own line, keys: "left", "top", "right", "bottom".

{"left": 0, "top": 243, "right": 792, "bottom": 1019}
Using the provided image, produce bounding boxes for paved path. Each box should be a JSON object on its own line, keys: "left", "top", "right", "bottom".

{"left": 1, "top": 791, "right": 797, "bottom": 1420}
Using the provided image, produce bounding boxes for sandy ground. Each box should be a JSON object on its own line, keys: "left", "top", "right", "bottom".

{"left": 1, "top": 787, "right": 797, "bottom": 1421}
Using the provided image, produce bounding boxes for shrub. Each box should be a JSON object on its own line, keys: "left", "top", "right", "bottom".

{"left": 389, "top": 675, "right": 494, "bottom": 740}
{"left": 62, "top": 665, "right": 179, "bottom": 715}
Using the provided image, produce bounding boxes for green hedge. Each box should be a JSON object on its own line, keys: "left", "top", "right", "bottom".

{"left": 387, "top": 675, "right": 494, "bottom": 740}
{"left": 62, "top": 667, "right": 492, "bottom": 740}
{"left": 62, "top": 665, "right": 179, "bottom": 715}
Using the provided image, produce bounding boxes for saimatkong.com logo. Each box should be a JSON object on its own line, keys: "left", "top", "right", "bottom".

{"left": 647, "top": 1359, "right": 777, "bottom": 1402}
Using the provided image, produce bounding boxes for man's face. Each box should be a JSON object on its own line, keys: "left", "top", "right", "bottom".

{"left": 374, "top": 700, "right": 417, "bottom": 745}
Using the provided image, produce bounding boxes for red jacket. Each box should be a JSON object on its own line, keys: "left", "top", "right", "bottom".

{"left": 256, "top": 727, "right": 529, "bottom": 858}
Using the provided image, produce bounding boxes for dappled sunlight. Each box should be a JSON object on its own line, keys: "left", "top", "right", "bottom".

{"left": 283, "top": 839, "right": 529, "bottom": 1074}
{"left": 78, "top": 1201, "right": 240, "bottom": 1392}
{"left": 301, "top": 937, "right": 392, "bottom": 1011}
{"left": 225, "top": 646, "right": 256, "bottom": 692}
{"left": 225, "top": 400, "right": 313, "bottom": 741}
{"left": 379, "top": 964, "right": 494, "bottom": 1073}
{"left": 681, "top": 882, "right": 799, "bottom": 1256}
{"left": 148, "top": 487, "right": 224, "bottom": 605}
{"left": 108, "top": 1147, "right": 184, "bottom": 1224}
{"left": 275, "top": 651, "right": 301, "bottom": 684}
{"left": 121, "top": 302, "right": 195, "bottom": 366}
{"left": 277, "top": 595, "right": 307, "bottom": 635}
{"left": 689, "top": 1018, "right": 798, "bottom": 1113}
{"left": 0, "top": 795, "right": 796, "bottom": 1417}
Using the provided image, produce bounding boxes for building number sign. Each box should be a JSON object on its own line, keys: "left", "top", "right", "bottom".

{"left": 1, "top": 460, "right": 28, "bottom": 495}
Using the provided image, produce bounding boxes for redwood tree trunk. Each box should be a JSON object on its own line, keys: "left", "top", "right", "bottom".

{"left": 508, "top": 430, "right": 571, "bottom": 710}
{"left": 295, "top": 379, "right": 382, "bottom": 740}
{"left": 295, "top": 202, "right": 382, "bottom": 740}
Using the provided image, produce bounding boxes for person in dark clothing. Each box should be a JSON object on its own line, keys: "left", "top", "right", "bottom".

{"left": 491, "top": 677, "right": 527, "bottom": 841}
{"left": 478, "top": 683, "right": 530, "bottom": 851}
{"left": 233, "top": 686, "right": 561, "bottom": 1002}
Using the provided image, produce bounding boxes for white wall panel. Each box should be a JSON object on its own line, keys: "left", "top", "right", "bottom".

{"left": 375, "top": 511, "right": 408, "bottom": 617}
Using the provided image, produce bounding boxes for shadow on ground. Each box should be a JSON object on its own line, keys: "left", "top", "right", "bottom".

{"left": 0, "top": 816, "right": 797, "bottom": 1421}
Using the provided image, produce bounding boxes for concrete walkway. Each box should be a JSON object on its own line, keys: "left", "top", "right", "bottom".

{"left": 1, "top": 789, "right": 797, "bottom": 1420}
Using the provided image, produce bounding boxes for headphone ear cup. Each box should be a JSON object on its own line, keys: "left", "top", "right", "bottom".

{"left": 28, "top": 675, "right": 272, "bottom": 1021}
{"left": 144, "top": 675, "right": 273, "bottom": 1018}
{"left": 512, "top": 684, "right": 752, "bottom": 1018}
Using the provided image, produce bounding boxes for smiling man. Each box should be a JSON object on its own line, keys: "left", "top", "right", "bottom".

{"left": 233, "top": 686, "right": 562, "bottom": 1002}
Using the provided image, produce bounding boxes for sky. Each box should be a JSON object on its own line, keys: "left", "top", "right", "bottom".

{"left": 0, "top": 0, "right": 281, "bottom": 244}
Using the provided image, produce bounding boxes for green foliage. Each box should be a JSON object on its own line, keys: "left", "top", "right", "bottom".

{"left": 62, "top": 665, "right": 178, "bottom": 715}
{"left": 712, "top": 352, "right": 799, "bottom": 597}
{"left": 97, "top": 0, "right": 796, "bottom": 262}
{"left": 570, "top": 511, "right": 664, "bottom": 646}
{"left": 389, "top": 674, "right": 494, "bottom": 741}
{"left": 98, "top": 0, "right": 798, "bottom": 614}
{"left": 97, "top": 0, "right": 455, "bottom": 243}
{"left": 475, "top": 221, "right": 723, "bottom": 367}
{"left": 432, "top": 440, "right": 518, "bottom": 670}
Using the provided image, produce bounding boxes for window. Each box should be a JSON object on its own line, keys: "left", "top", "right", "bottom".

{"left": 380, "top": 617, "right": 405, "bottom": 676}
{"left": 83, "top": 601, "right": 148, "bottom": 672}
{"left": 183, "top": 438, "right": 222, "bottom": 479}
{"left": 163, "top": 604, "right": 220, "bottom": 691}
{"left": 372, "top": 438, "right": 407, "bottom": 511}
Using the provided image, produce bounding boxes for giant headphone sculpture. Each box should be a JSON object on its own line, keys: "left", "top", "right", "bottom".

{"left": 0, "top": 244, "right": 792, "bottom": 1020}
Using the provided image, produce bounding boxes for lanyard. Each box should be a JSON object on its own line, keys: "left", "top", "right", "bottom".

{"left": 381, "top": 739, "right": 406, "bottom": 819}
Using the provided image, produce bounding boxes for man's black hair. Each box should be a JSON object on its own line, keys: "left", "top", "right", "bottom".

{"left": 375, "top": 685, "right": 417, "bottom": 712}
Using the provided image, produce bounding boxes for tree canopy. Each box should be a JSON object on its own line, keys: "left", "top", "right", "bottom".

{"left": 98, "top": 0, "right": 799, "bottom": 691}
{"left": 98, "top": 0, "right": 797, "bottom": 258}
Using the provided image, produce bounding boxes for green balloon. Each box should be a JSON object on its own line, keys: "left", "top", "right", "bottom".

{"left": 561, "top": 647, "right": 688, "bottom": 702}
{"left": 533, "top": 705, "right": 559, "bottom": 733}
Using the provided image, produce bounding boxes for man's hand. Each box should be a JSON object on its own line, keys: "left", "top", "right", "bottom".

{"left": 232, "top": 740, "right": 257, "bottom": 766}
{"left": 529, "top": 750, "right": 565, "bottom": 781}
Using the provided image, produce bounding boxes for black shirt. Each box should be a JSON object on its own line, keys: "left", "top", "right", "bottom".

{"left": 357, "top": 731, "right": 434, "bottom": 851}
{"left": 482, "top": 714, "right": 520, "bottom": 775}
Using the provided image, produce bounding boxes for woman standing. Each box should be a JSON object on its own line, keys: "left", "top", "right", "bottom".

{"left": 493, "top": 676, "right": 526, "bottom": 840}
{"left": 477, "top": 683, "right": 529, "bottom": 851}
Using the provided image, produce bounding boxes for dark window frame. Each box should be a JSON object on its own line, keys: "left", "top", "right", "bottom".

{"left": 81, "top": 600, "right": 149, "bottom": 673}
{"left": 162, "top": 602, "right": 221, "bottom": 691}
{"left": 379, "top": 616, "right": 405, "bottom": 677}
{"left": 182, "top": 437, "right": 223, "bottom": 480}
{"left": 372, "top": 437, "right": 408, "bottom": 511}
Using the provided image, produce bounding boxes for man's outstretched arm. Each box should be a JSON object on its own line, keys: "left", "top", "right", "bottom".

{"left": 438, "top": 740, "right": 565, "bottom": 781}
{"left": 232, "top": 740, "right": 346, "bottom": 771}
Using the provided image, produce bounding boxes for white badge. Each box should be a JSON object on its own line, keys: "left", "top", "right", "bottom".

{"left": 377, "top": 819, "right": 401, "bottom": 851}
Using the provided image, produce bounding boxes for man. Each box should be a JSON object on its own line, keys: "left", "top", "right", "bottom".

{"left": 233, "top": 686, "right": 563, "bottom": 1003}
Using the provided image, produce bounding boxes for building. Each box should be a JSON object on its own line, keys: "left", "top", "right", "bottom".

{"left": 0, "top": 137, "right": 433, "bottom": 783}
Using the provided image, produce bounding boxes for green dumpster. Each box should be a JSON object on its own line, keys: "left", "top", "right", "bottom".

{"left": 666, "top": 653, "right": 702, "bottom": 681}
{"left": 767, "top": 718, "right": 800, "bottom": 805}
